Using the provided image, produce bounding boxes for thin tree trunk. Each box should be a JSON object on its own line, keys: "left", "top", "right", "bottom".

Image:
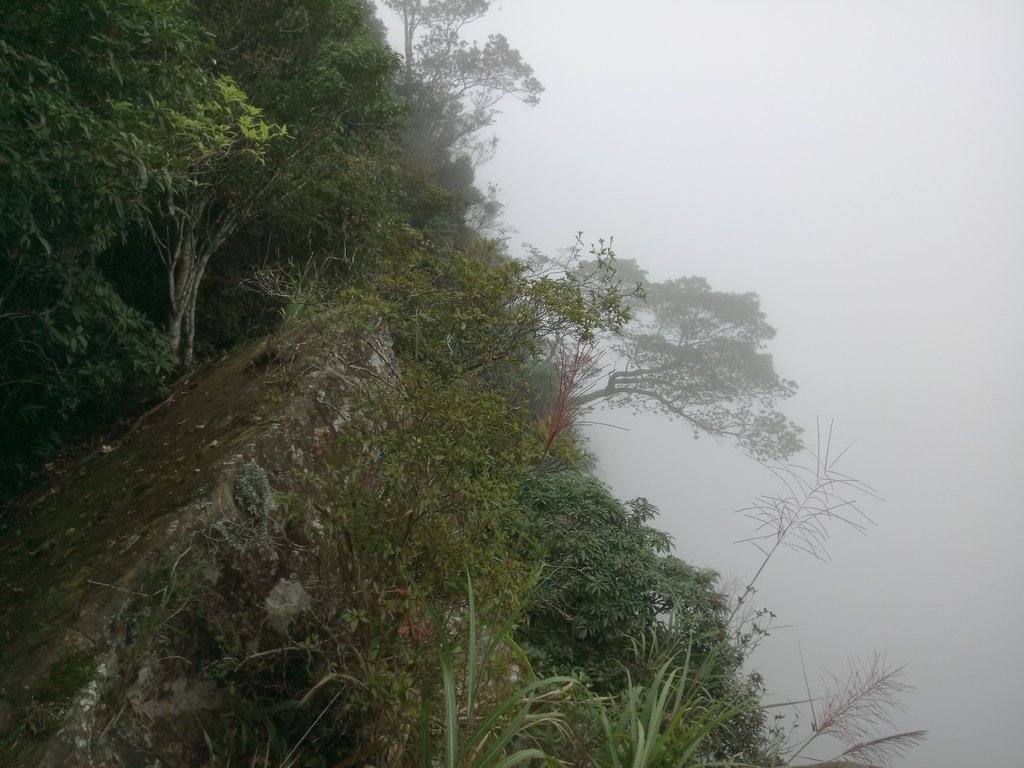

{"left": 160, "top": 150, "right": 274, "bottom": 365}
{"left": 172, "top": 204, "right": 242, "bottom": 368}
{"left": 180, "top": 243, "right": 212, "bottom": 368}
{"left": 167, "top": 222, "right": 198, "bottom": 363}
{"left": 398, "top": 3, "right": 419, "bottom": 94}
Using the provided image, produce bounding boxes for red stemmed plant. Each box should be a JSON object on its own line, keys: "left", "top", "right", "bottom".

{"left": 539, "top": 338, "right": 601, "bottom": 456}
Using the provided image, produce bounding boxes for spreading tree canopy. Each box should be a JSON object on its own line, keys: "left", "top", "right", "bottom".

{"left": 565, "top": 256, "right": 803, "bottom": 461}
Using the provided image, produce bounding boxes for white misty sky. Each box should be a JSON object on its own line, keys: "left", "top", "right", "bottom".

{"left": 380, "top": 1, "right": 1024, "bottom": 765}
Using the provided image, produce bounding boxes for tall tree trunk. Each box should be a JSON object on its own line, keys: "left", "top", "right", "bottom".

{"left": 403, "top": 14, "right": 415, "bottom": 91}
{"left": 166, "top": 217, "right": 199, "bottom": 363}
{"left": 165, "top": 200, "right": 242, "bottom": 367}
{"left": 180, "top": 241, "right": 216, "bottom": 368}
{"left": 165, "top": 200, "right": 215, "bottom": 367}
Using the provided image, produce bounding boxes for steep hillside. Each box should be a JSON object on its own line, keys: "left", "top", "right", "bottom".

{"left": 0, "top": 320, "right": 394, "bottom": 766}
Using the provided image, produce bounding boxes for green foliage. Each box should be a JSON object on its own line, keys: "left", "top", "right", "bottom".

{"left": 378, "top": 238, "right": 633, "bottom": 384}
{"left": 417, "top": 575, "right": 573, "bottom": 768}
{"left": 0, "top": 261, "right": 177, "bottom": 494}
{"left": 153, "top": 71, "right": 288, "bottom": 365}
{"left": 196, "top": 0, "right": 401, "bottom": 131}
{"left": 189, "top": 239, "right": 638, "bottom": 758}
{"left": 191, "top": 0, "right": 403, "bottom": 231}
{"left": 164, "top": 0, "right": 407, "bottom": 357}
{"left": 510, "top": 469, "right": 779, "bottom": 761}
{"left": 0, "top": 0, "right": 409, "bottom": 488}
{"left": 513, "top": 471, "right": 721, "bottom": 688}
{"left": 590, "top": 649, "right": 754, "bottom": 768}
{"left": 0, "top": 0, "right": 268, "bottom": 485}
{"left": 512, "top": 631, "right": 769, "bottom": 768}
{"left": 329, "top": 360, "right": 536, "bottom": 601}
{"left": 516, "top": 470, "right": 669, "bottom": 651}
{"left": 177, "top": 312, "right": 548, "bottom": 762}
{"left": 170, "top": 76, "right": 285, "bottom": 154}
{"left": 0, "top": 0, "right": 216, "bottom": 257}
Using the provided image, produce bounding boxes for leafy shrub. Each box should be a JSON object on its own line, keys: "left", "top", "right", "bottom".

{"left": 0, "top": 261, "right": 176, "bottom": 493}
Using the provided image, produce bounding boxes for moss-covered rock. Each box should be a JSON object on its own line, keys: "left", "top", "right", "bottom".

{"left": 0, "top": 319, "right": 393, "bottom": 767}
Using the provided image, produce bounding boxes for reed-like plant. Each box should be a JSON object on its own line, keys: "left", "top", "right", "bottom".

{"left": 416, "top": 574, "right": 573, "bottom": 768}
{"left": 729, "top": 423, "right": 927, "bottom": 767}
{"left": 779, "top": 654, "right": 927, "bottom": 767}
{"left": 539, "top": 337, "right": 601, "bottom": 456}
{"left": 732, "top": 421, "right": 878, "bottom": 629}
{"left": 581, "top": 631, "right": 760, "bottom": 768}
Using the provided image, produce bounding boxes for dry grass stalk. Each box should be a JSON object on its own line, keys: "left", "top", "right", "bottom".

{"left": 729, "top": 423, "right": 926, "bottom": 767}
{"left": 789, "top": 654, "right": 928, "bottom": 767}
{"left": 731, "top": 421, "right": 879, "bottom": 626}
{"left": 739, "top": 421, "right": 878, "bottom": 563}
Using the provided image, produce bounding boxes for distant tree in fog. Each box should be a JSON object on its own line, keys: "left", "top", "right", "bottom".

{"left": 557, "top": 250, "right": 803, "bottom": 461}
{"left": 380, "top": 0, "right": 543, "bottom": 165}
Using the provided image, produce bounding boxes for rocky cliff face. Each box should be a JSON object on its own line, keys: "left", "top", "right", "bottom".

{"left": 0, "top": 320, "right": 394, "bottom": 767}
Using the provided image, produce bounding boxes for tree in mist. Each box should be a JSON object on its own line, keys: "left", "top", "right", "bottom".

{"left": 557, "top": 250, "right": 803, "bottom": 461}
{"left": 381, "top": 0, "right": 543, "bottom": 165}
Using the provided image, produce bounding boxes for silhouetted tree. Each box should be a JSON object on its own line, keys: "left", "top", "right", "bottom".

{"left": 381, "top": 0, "right": 543, "bottom": 164}
{"left": 566, "top": 252, "right": 803, "bottom": 461}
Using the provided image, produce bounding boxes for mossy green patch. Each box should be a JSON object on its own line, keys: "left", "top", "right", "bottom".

{"left": 38, "top": 653, "right": 99, "bottom": 706}
{"left": 0, "top": 332, "right": 288, "bottom": 691}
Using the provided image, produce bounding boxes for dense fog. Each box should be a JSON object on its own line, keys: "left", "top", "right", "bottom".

{"left": 468, "top": 1, "right": 1023, "bottom": 765}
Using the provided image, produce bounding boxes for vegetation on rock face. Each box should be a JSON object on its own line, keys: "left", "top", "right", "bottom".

{"left": 0, "top": 1, "right": 923, "bottom": 766}
{"left": 515, "top": 471, "right": 693, "bottom": 682}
